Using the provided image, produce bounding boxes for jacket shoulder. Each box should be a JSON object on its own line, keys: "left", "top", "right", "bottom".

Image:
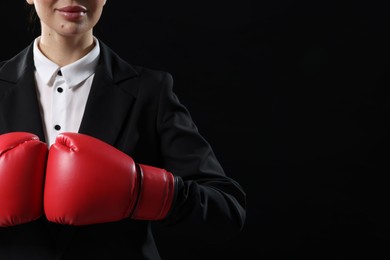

{"left": 0, "top": 44, "right": 33, "bottom": 83}
{"left": 98, "top": 39, "right": 172, "bottom": 84}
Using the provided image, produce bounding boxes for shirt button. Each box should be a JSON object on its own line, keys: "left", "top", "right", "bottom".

{"left": 54, "top": 125, "right": 61, "bottom": 131}
{"left": 57, "top": 87, "right": 63, "bottom": 93}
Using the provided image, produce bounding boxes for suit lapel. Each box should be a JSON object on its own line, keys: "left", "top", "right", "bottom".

{"left": 0, "top": 44, "right": 46, "bottom": 141}
{"left": 78, "top": 40, "right": 139, "bottom": 146}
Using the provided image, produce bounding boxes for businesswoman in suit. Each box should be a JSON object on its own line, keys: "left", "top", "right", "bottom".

{"left": 0, "top": 0, "right": 246, "bottom": 259}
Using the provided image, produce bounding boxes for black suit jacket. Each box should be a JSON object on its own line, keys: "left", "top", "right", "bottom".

{"left": 0, "top": 40, "right": 246, "bottom": 259}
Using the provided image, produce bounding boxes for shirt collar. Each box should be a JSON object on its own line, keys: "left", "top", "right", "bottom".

{"left": 33, "top": 37, "right": 100, "bottom": 88}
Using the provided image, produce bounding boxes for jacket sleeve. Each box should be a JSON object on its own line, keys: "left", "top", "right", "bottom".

{"left": 149, "top": 71, "right": 246, "bottom": 243}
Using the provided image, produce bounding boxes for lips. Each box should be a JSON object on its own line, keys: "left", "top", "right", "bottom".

{"left": 57, "top": 5, "right": 87, "bottom": 20}
{"left": 57, "top": 6, "right": 87, "bottom": 13}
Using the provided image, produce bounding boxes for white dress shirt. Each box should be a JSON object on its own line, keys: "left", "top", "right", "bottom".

{"left": 33, "top": 37, "right": 100, "bottom": 147}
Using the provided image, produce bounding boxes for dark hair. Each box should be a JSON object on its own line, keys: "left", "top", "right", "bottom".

{"left": 25, "top": 3, "right": 39, "bottom": 33}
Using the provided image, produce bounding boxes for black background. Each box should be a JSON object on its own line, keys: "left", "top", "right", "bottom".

{"left": 1, "top": 1, "right": 388, "bottom": 259}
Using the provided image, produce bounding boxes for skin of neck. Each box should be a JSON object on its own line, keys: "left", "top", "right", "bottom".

{"left": 38, "top": 24, "right": 96, "bottom": 67}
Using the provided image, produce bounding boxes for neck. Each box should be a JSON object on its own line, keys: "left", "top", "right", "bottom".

{"left": 38, "top": 33, "right": 95, "bottom": 67}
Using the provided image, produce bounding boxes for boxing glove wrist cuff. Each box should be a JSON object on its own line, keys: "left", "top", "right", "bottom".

{"left": 131, "top": 164, "right": 175, "bottom": 220}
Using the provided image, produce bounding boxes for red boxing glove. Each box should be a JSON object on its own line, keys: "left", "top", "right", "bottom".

{"left": 0, "top": 132, "right": 48, "bottom": 227}
{"left": 44, "top": 132, "right": 175, "bottom": 226}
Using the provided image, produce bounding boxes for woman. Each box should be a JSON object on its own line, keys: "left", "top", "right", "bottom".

{"left": 0, "top": 1, "right": 246, "bottom": 259}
